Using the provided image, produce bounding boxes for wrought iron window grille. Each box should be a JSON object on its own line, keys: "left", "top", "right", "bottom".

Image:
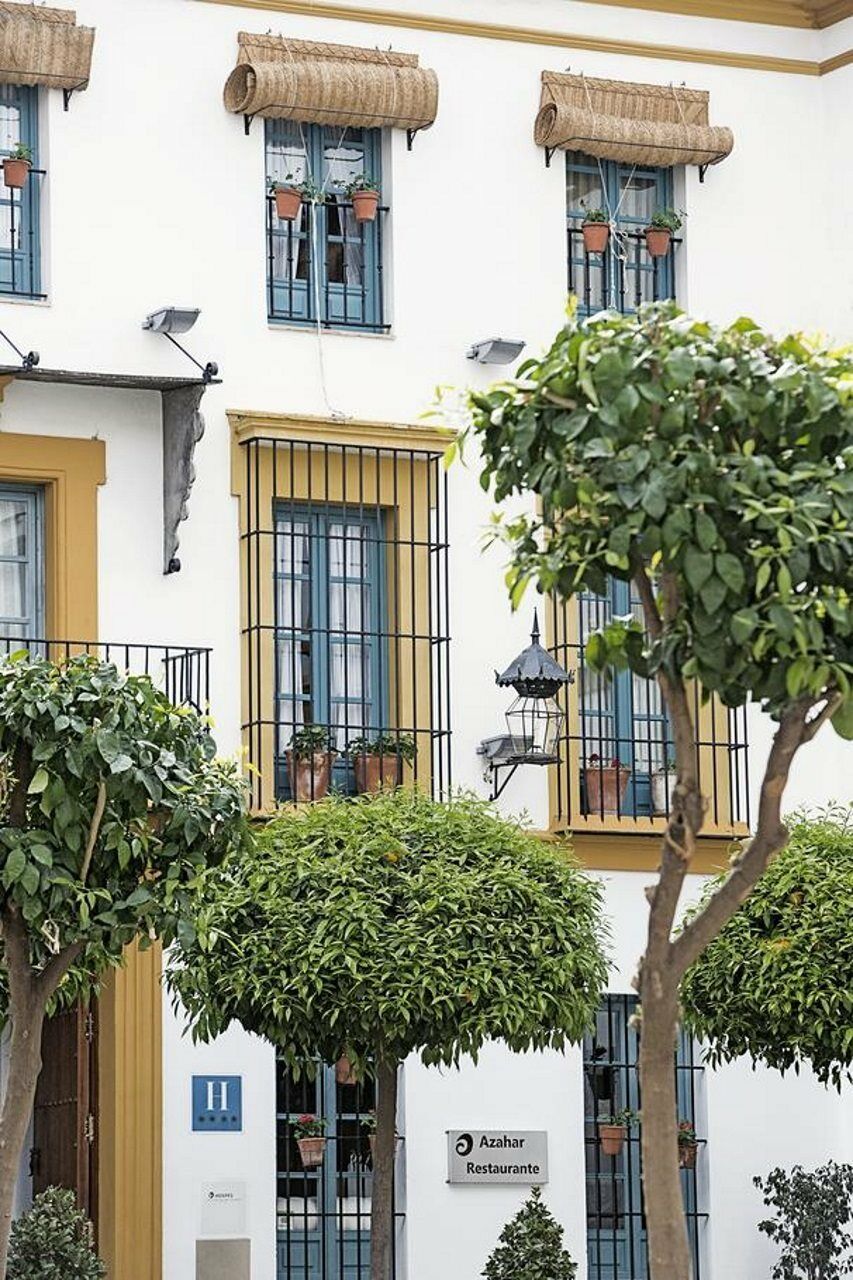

{"left": 584, "top": 994, "right": 707, "bottom": 1280}
{"left": 266, "top": 195, "right": 390, "bottom": 332}
{"left": 0, "top": 165, "right": 46, "bottom": 301}
{"left": 567, "top": 225, "right": 681, "bottom": 317}
{"left": 239, "top": 434, "right": 451, "bottom": 812}
{"left": 547, "top": 594, "right": 750, "bottom": 833}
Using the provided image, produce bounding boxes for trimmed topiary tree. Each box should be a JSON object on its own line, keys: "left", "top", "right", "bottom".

{"left": 461, "top": 300, "right": 853, "bottom": 1280}
{"left": 682, "top": 807, "right": 853, "bottom": 1089}
{"left": 0, "top": 653, "right": 247, "bottom": 1274}
{"left": 483, "top": 1186, "right": 577, "bottom": 1280}
{"left": 167, "top": 788, "right": 607, "bottom": 1280}
{"left": 754, "top": 1162, "right": 853, "bottom": 1280}
{"left": 7, "top": 1187, "right": 105, "bottom": 1280}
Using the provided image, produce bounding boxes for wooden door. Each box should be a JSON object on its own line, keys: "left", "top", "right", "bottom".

{"left": 31, "top": 1003, "right": 98, "bottom": 1225}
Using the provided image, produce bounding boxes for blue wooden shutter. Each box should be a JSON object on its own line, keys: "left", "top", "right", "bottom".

{"left": 0, "top": 85, "right": 41, "bottom": 298}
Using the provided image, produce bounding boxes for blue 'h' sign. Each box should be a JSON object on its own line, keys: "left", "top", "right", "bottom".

{"left": 192, "top": 1075, "right": 243, "bottom": 1132}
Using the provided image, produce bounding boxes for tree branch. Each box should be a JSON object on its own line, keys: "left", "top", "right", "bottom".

{"left": 79, "top": 780, "right": 107, "bottom": 886}
{"left": 632, "top": 564, "right": 663, "bottom": 641}
{"left": 670, "top": 699, "right": 812, "bottom": 978}
{"left": 801, "top": 691, "right": 842, "bottom": 744}
{"left": 37, "top": 941, "right": 84, "bottom": 1002}
{"left": 6, "top": 742, "right": 32, "bottom": 829}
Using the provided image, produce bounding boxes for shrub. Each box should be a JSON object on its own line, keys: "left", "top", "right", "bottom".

{"left": 483, "top": 1186, "right": 577, "bottom": 1280}
{"left": 755, "top": 1162, "right": 853, "bottom": 1280}
{"left": 8, "top": 1187, "right": 106, "bottom": 1280}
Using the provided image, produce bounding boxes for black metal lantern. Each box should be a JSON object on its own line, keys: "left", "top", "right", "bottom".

{"left": 479, "top": 612, "right": 573, "bottom": 799}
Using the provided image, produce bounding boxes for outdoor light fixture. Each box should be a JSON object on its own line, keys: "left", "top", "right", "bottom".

{"left": 477, "top": 611, "right": 573, "bottom": 799}
{"left": 466, "top": 337, "right": 526, "bottom": 365}
{"left": 0, "top": 325, "right": 39, "bottom": 371}
{"left": 142, "top": 307, "right": 219, "bottom": 384}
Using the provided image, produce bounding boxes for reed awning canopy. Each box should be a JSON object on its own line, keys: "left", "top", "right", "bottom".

{"left": 224, "top": 32, "right": 439, "bottom": 133}
{"left": 534, "top": 72, "right": 734, "bottom": 168}
{"left": 0, "top": 3, "right": 95, "bottom": 92}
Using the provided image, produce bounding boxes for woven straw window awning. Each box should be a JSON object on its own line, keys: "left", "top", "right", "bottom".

{"left": 224, "top": 32, "right": 439, "bottom": 133}
{"left": 534, "top": 72, "right": 734, "bottom": 168}
{"left": 0, "top": 3, "right": 94, "bottom": 92}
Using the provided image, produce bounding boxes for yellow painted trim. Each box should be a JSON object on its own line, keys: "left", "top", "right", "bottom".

{"left": 820, "top": 46, "right": 853, "bottom": 72}
{"left": 0, "top": 431, "right": 105, "bottom": 638}
{"left": 567, "top": 832, "right": 739, "bottom": 874}
{"left": 193, "top": 0, "right": 833, "bottom": 75}
{"left": 231, "top": 412, "right": 441, "bottom": 812}
{"left": 229, "top": 409, "right": 455, "bottom": 455}
{"left": 0, "top": 430, "right": 161, "bottom": 1280}
{"left": 99, "top": 944, "right": 163, "bottom": 1280}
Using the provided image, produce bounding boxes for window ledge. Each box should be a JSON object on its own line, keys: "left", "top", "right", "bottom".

{"left": 267, "top": 319, "right": 394, "bottom": 340}
{"left": 0, "top": 293, "right": 50, "bottom": 308}
{"left": 539, "top": 827, "right": 746, "bottom": 874}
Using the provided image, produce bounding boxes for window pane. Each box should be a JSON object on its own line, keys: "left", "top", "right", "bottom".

{"left": 0, "top": 496, "right": 27, "bottom": 557}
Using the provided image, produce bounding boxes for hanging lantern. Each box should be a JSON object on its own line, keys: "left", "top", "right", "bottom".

{"left": 495, "top": 612, "right": 572, "bottom": 765}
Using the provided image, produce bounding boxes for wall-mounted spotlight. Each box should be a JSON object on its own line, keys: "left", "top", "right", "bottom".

{"left": 0, "top": 325, "right": 39, "bottom": 371}
{"left": 143, "top": 307, "right": 219, "bottom": 384}
{"left": 466, "top": 338, "right": 526, "bottom": 365}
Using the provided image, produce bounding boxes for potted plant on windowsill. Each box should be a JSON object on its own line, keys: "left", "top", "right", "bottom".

{"left": 345, "top": 174, "right": 381, "bottom": 223}
{"left": 286, "top": 725, "right": 336, "bottom": 803}
{"left": 3, "top": 143, "right": 32, "bottom": 191}
{"left": 678, "top": 1120, "right": 699, "bottom": 1169}
{"left": 293, "top": 1114, "right": 327, "bottom": 1168}
{"left": 651, "top": 757, "right": 678, "bottom": 815}
{"left": 584, "top": 755, "right": 631, "bottom": 815}
{"left": 335, "top": 1054, "right": 358, "bottom": 1086}
{"left": 644, "top": 208, "right": 683, "bottom": 258}
{"left": 348, "top": 732, "right": 416, "bottom": 794}
{"left": 598, "top": 1108, "right": 637, "bottom": 1158}
{"left": 270, "top": 174, "right": 325, "bottom": 220}
{"left": 580, "top": 204, "right": 610, "bottom": 254}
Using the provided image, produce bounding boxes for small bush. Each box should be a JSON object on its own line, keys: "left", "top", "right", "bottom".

{"left": 755, "top": 1162, "right": 853, "bottom": 1280}
{"left": 7, "top": 1187, "right": 106, "bottom": 1280}
{"left": 483, "top": 1186, "right": 577, "bottom": 1280}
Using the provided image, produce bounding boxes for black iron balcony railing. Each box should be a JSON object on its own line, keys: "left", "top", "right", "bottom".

{"left": 0, "top": 166, "right": 46, "bottom": 300}
{"left": 0, "top": 638, "right": 210, "bottom": 711}
{"left": 548, "top": 598, "right": 750, "bottom": 835}
{"left": 266, "top": 195, "right": 389, "bottom": 332}
{"left": 567, "top": 223, "right": 681, "bottom": 316}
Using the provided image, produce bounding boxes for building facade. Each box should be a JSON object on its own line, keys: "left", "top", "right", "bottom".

{"left": 0, "top": 0, "right": 850, "bottom": 1277}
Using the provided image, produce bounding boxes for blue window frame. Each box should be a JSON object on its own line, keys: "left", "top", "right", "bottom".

{"left": 578, "top": 579, "right": 670, "bottom": 817}
{"left": 266, "top": 121, "right": 385, "bottom": 331}
{"left": 0, "top": 484, "right": 44, "bottom": 641}
{"left": 274, "top": 504, "right": 387, "bottom": 797}
{"left": 584, "top": 995, "right": 705, "bottom": 1280}
{"left": 276, "top": 1061, "right": 379, "bottom": 1280}
{"left": 0, "top": 85, "right": 42, "bottom": 298}
{"left": 566, "top": 153, "right": 675, "bottom": 315}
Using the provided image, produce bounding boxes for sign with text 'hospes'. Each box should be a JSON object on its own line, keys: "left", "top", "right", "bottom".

{"left": 192, "top": 1075, "right": 243, "bottom": 1132}
{"left": 447, "top": 1130, "right": 548, "bottom": 1184}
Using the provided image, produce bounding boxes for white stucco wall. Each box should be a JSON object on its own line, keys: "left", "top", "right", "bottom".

{"left": 0, "top": 0, "right": 850, "bottom": 1275}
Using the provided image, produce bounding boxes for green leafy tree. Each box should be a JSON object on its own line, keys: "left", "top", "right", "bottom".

{"left": 461, "top": 301, "right": 853, "bottom": 1280}
{"left": 167, "top": 788, "right": 607, "bottom": 1280}
{"left": 0, "top": 653, "right": 247, "bottom": 1275}
{"left": 754, "top": 1162, "right": 853, "bottom": 1280}
{"left": 682, "top": 807, "right": 853, "bottom": 1088}
{"left": 483, "top": 1186, "right": 577, "bottom": 1280}
{"left": 7, "top": 1187, "right": 105, "bottom": 1280}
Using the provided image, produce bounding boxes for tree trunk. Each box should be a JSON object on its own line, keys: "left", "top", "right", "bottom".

{"left": 0, "top": 972, "right": 47, "bottom": 1277}
{"left": 370, "top": 1057, "right": 398, "bottom": 1280}
{"left": 639, "top": 976, "right": 691, "bottom": 1280}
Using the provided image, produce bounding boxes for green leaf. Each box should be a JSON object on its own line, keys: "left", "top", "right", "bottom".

{"left": 684, "top": 547, "right": 714, "bottom": 591}
{"left": 694, "top": 512, "right": 717, "bottom": 551}
{"left": 716, "top": 553, "right": 746, "bottom": 595}
{"left": 28, "top": 767, "right": 49, "bottom": 794}
{"left": 20, "top": 864, "right": 39, "bottom": 896}
{"left": 4, "top": 848, "right": 26, "bottom": 883}
{"left": 830, "top": 699, "right": 853, "bottom": 740}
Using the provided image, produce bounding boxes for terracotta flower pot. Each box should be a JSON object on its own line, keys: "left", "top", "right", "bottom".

{"left": 351, "top": 189, "right": 380, "bottom": 223}
{"left": 599, "top": 1124, "right": 627, "bottom": 1157}
{"left": 354, "top": 753, "right": 400, "bottom": 794}
{"left": 297, "top": 1136, "right": 326, "bottom": 1168}
{"left": 679, "top": 1142, "right": 698, "bottom": 1170}
{"left": 335, "top": 1055, "right": 358, "bottom": 1086}
{"left": 645, "top": 226, "right": 672, "bottom": 258}
{"left": 286, "top": 750, "right": 335, "bottom": 803}
{"left": 274, "top": 186, "right": 303, "bottom": 220}
{"left": 3, "top": 157, "right": 30, "bottom": 190}
{"left": 582, "top": 221, "right": 610, "bottom": 254}
{"left": 585, "top": 763, "right": 631, "bottom": 815}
